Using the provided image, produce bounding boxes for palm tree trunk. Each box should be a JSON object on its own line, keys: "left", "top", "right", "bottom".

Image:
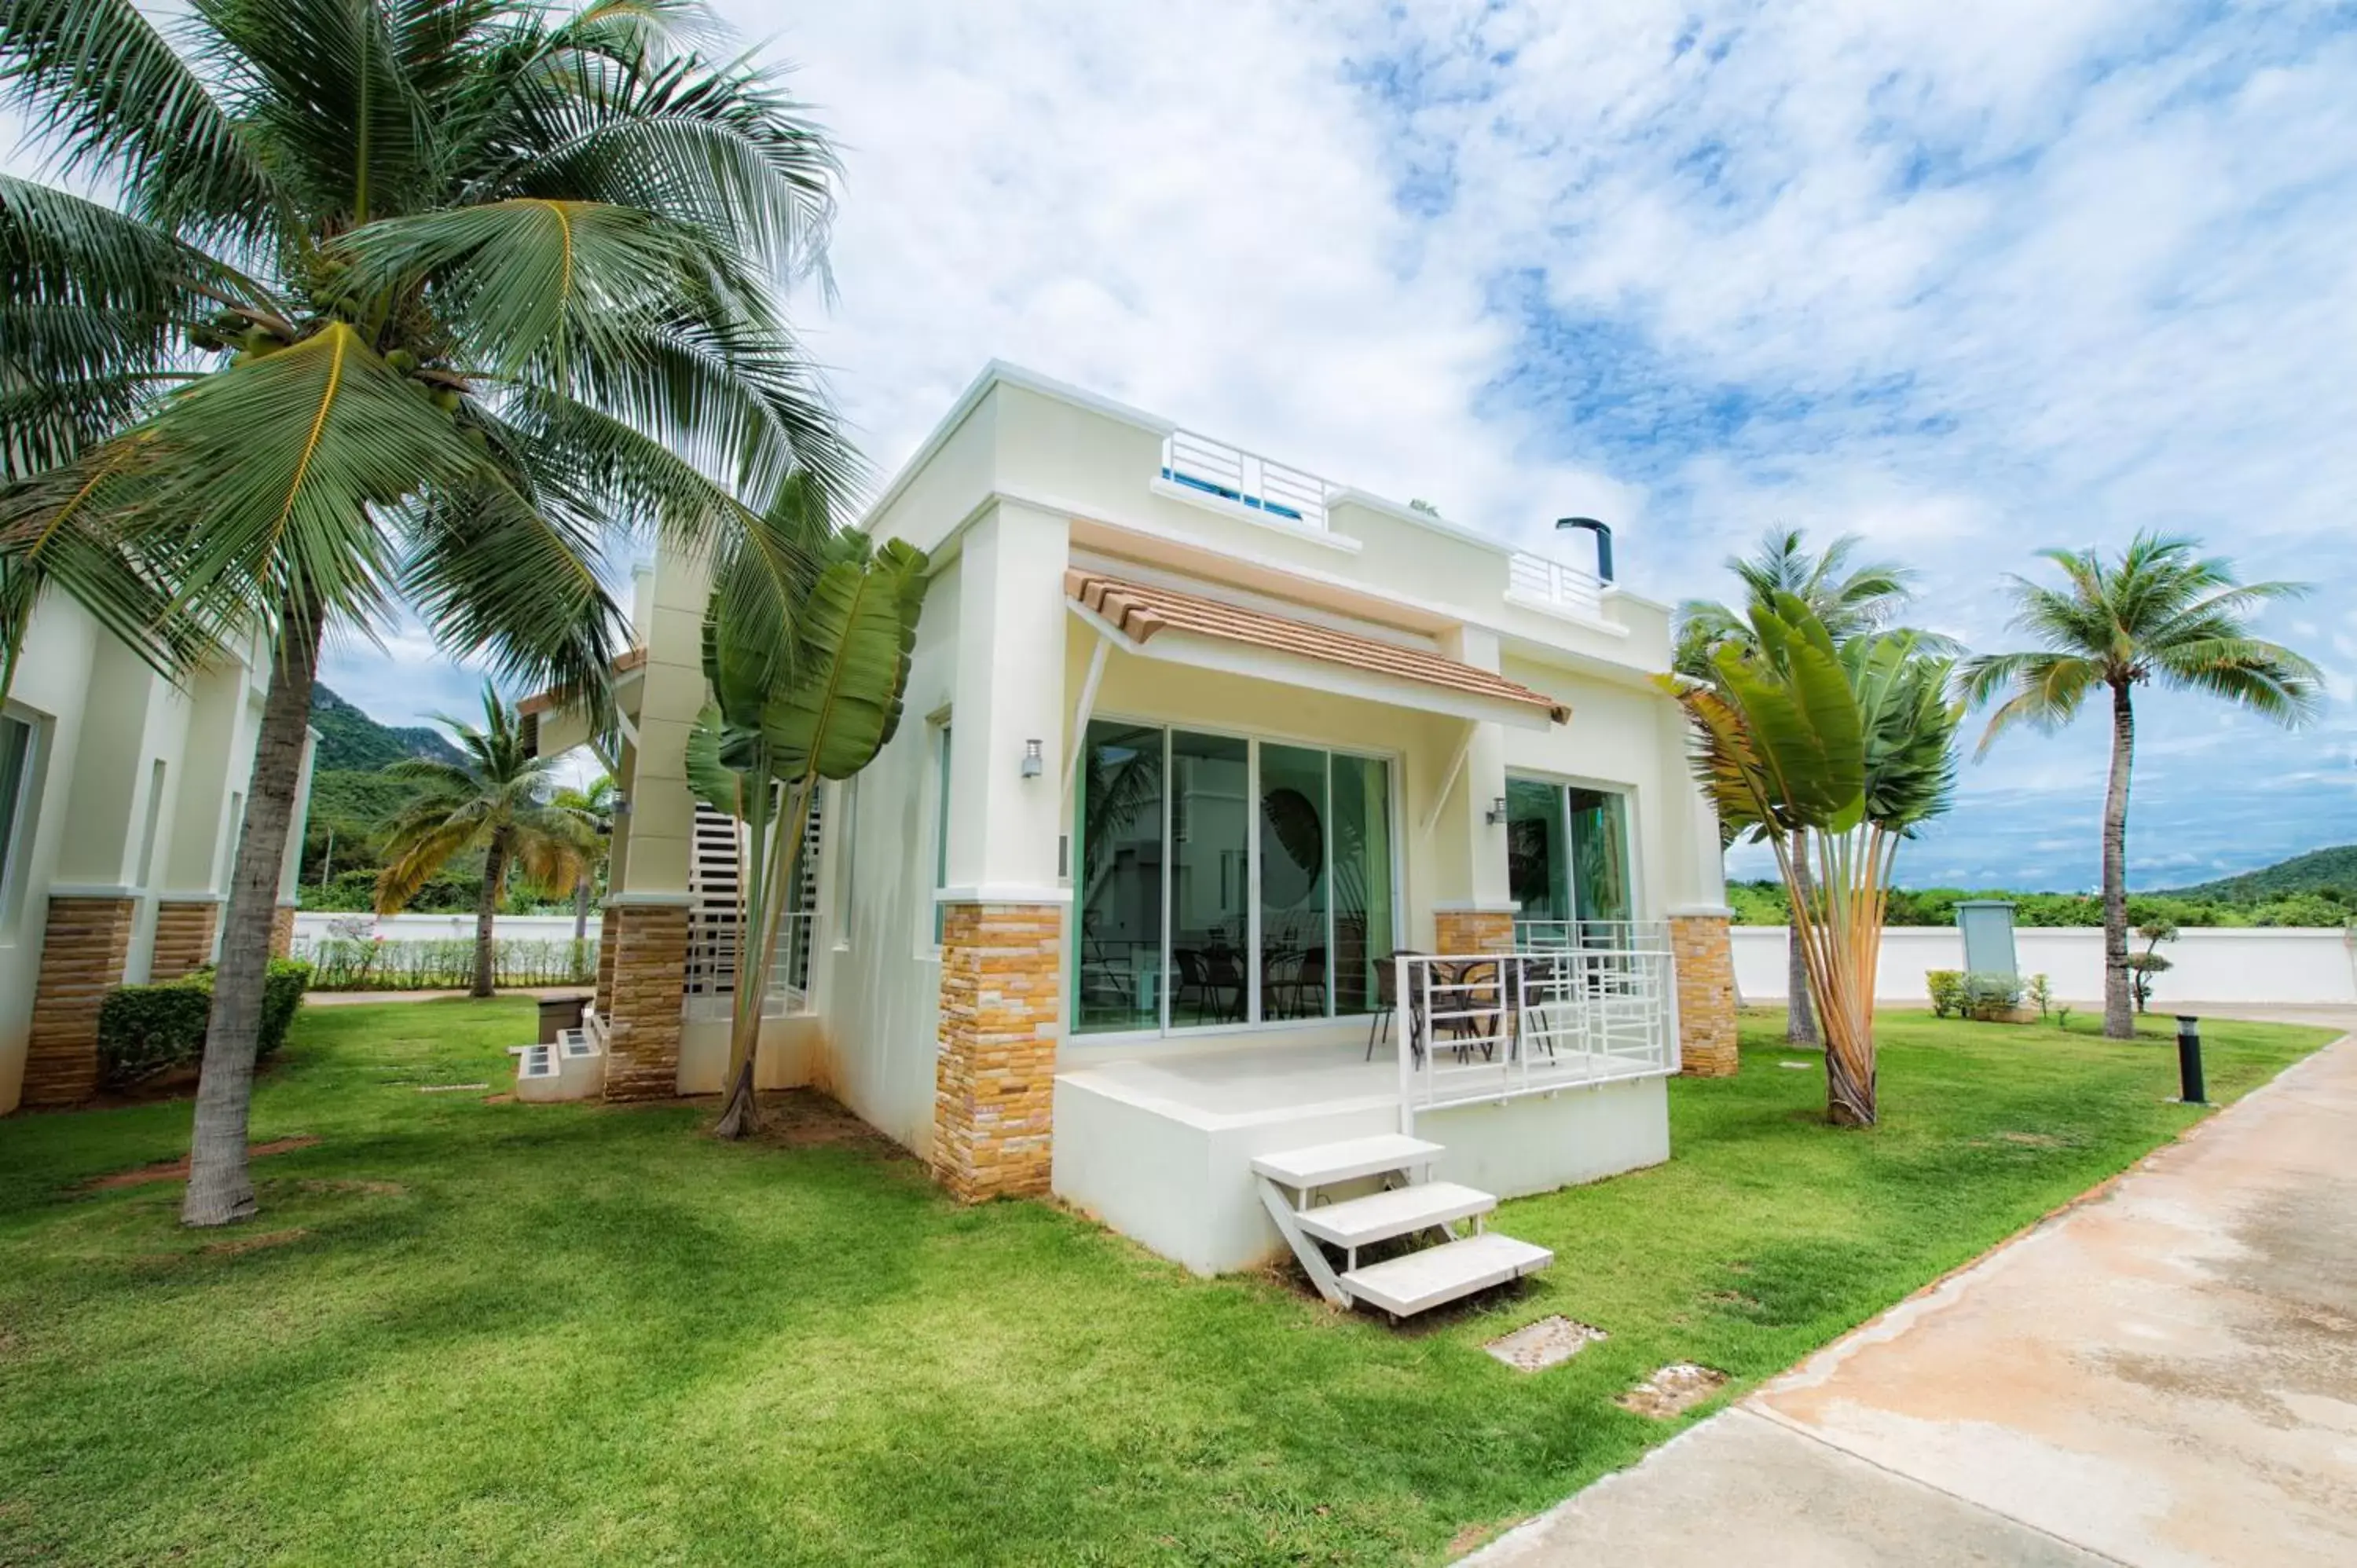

{"left": 573, "top": 870, "right": 592, "bottom": 942}
{"left": 182, "top": 603, "right": 321, "bottom": 1228}
{"left": 1787, "top": 830, "right": 1818, "bottom": 1046}
{"left": 473, "top": 839, "right": 504, "bottom": 998}
{"left": 2102, "top": 681, "right": 2136, "bottom": 1039}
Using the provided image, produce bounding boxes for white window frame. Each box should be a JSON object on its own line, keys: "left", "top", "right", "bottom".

{"left": 0, "top": 706, "right": 45, "bottom": 942}
{"left": 1068, "top": 711, "right": 1405, "bottom": 1045}
{"left": 1503, "top": 768, "right": 1645, "bottom": 929}
{"left": 918, "top": 714, "right": 952, "bottom": 958}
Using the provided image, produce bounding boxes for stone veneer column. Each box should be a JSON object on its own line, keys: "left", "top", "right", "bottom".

{"left": 933, "top": 902, "right": 1062, "bottom": 1203}
{"left": 1433, "top": 908, "right": 1516, "bottom": 954}
{"left": 149, "top": 900, "right": 222, "bottom": 981}
{"left": 592, "top": 904, "right": 621, "bottom": 1017}
{"left": 268, "top": 903, "right": 298, "bottom": 960}
{"left": 23, "top": 896, "right": 137, "bottom": 1107}
{"left": 1670, "top": 913, "right": 1739, "bottom": 1077}
{"left": 601, "top": 902, "right": 689, "bottom": 1101}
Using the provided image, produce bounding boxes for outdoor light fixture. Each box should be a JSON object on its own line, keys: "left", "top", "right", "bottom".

{"left": 1486, "top": 796, "right": 1508, "bottom": 826}
{"left": 1021, "top": 738, "right": 1044, "bottom": 779}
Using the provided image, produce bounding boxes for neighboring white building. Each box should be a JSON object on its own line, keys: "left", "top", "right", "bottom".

{"left": 0, "top": 599, "right": 313, "bottom": 1112}
{"left": 532, "top": 362, "right": 1740, "bottom": 1297}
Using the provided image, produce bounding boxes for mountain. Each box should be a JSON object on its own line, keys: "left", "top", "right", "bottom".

{"left": 309, "top": 684, "right": 464, "bottom": 771}
{"left": 2161, "top": 844, "right": 2357, "bottom": 901}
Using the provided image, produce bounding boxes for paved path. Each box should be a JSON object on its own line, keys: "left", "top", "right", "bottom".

{"left": 1472, "top": 1023, "right": 2357, "bottom": 1567}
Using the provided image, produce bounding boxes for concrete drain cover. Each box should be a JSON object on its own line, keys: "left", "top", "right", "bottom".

{"left": 1618, "top": 1362, "right": 1728, "bottom": 1417}
{"left": 1486, "top": 1315, "right": 1607, "bottom": 1372}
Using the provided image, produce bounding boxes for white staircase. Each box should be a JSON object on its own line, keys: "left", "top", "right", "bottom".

{"left": 1253, "top": 1134, "right": 1552, "bottom": 1319}
{"left": 510, "top": 1025, "right": 603, "bottom": 1102}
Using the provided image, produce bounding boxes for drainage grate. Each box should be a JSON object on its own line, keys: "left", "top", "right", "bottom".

{"left": 1485, "top": 1314, "right": 1607, "bottom": 1372}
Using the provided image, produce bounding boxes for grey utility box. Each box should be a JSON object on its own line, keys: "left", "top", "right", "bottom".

{"left": 1955, "top": 899, "right": 2019, "bottom": 977}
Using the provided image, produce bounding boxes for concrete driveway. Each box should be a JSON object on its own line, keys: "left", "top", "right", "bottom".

{"left": 1471, "top": 1020, "right": 2357, "bottom": 1567}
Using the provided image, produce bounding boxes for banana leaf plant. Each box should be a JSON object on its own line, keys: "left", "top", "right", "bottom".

{"left": 1663, "top": 593, "right": 1961, "bottom": 1126}
{"left": 686, "top": 512, "right": 928, "bottom": 1138}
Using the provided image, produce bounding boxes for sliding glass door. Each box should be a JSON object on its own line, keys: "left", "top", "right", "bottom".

{"left": 1073, "top": 720, "right": 1395, "bottom": 1036}
{"left": 1507, "top": 776, "right": 1634, "bottom": 933}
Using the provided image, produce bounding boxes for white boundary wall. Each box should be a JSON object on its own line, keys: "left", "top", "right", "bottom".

{"left": 292, "top": 912, "right": 588, "bottom": 944}
{"left": 1731, "top": 925, "right": 2357, "bottom": 1007}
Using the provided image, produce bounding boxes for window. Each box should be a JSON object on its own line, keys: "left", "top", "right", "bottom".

{"left": 1507, "top": 776, "right": 1633, "bottom": 936}
{"left": 1073, "top": 720, "right": 1394, "bottom": 1036}
{"left": 830, "top": 777, "right": 856, "bottom": 951}
{"left": 0, "top": 713, "right": 35, "bottom": 924}
{"left": 930, "top": 721, "right": 952, "bottom": 945}
{"left": 134, "top": 759, "right": 167, "bottom": 889}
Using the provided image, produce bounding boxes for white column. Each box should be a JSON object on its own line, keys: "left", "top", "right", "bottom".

{"left": 1437, "top": 626, "right": 1514, "bottom": 914}
{"left": 944, "top": 500, "right": 1070, "bottom": 902}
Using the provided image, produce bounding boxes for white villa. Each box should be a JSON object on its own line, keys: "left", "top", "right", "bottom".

{"left": 529, "top": 362, "right": 1739, "bottom": 1313}
{"left": 0, "top": 602, "right": 313, "bottom": 1113}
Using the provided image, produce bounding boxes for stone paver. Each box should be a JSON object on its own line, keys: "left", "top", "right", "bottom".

{"left": 1471, "top": 1024, "right": 2357, "bottom": 1567}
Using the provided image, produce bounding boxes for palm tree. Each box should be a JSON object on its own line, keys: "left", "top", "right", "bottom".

{"left": 550, "top": 774, "right": 615, "bottom": 943}
{"left": 1959, "top": 534, "right": 2319, "bottom": 1039}
{"left": 1667, "top": 595, "right": 1962, "bottom": 1126}
{"left": 1, "top": 0, "right": 853, "bottom": 1223}
{"left": 375, "top": 684, "right": 595, "bottom": 997}
{"left": 1675, "top": 529, "right": 1929, "bottom": 1046}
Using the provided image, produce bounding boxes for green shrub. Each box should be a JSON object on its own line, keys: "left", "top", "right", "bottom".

{"left": 96, "top": 959, "right": 312, "bottom": 1089}
{"left": 1926, "top": 969, "right": 1965, "bottom": 1018}
{"left": 1959, "top": 971, "right": 2025, "bottom": 1020}
{"left": 2026, "top": 973, "right": 2054, "bottom": 1020}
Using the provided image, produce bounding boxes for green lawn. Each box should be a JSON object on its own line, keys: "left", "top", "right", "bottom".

{"left": 0, "top": 1002, "right": 2335, "bottom": 1566}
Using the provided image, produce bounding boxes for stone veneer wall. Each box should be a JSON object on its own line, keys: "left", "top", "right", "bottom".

{"left": 22, "top": 896, "right": 137, "bottom": 1107}
{"left": 1433, "top": 909, "right": 1516, "bottom": 954}
{"left": 269, "top": 903, "right": 297, "bottom": 960}
{"left": 933, "top": 902, "right": 1062, "bottom": 1203}
{"left": 1670, "top": 914, "right": 1739, "bottom": 1078}
{"left": 602, "top": 903, "right": 688, "bottom": 1101}
{"left": 149, "top": 900, "right": 221, "bottom": 981}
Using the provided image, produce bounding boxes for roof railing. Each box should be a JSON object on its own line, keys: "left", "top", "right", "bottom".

{"left": 1507, "top": 549, "right": 1606, "bottom": 619}
{"left": 1158, "top": 430, "right": 1332, "bottom": 530}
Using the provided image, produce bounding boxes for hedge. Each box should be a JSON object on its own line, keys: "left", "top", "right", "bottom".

{"left": 300, "top": 936, "right": 596, "bottom": 991}
{"left": 96, "top": 960, "right": 312, "bottom": 1090}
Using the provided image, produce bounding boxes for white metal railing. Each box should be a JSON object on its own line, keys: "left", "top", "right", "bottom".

{"left": 1512, "top": 918, "right": 1670, "bottom": 954}
{"left": 1159, "top": 429, "right": 1332, "bottom": 530}
{"left": 1507, "top": 551, "right": 1605, "bottom": 618}
{"left": 1393, "top": 946, "right": 1675, "bottom": 1122}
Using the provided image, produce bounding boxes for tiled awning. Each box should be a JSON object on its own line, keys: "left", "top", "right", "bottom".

{"left": 516, "top": 645, "right": 647, "bottom": 717}
{"left": 1066, "top": 570, "right": 1568, "bottom": 724}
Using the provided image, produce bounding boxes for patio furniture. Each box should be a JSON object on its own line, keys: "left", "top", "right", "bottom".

{"left": 1364, "top": 949, "right": 1423, "bottom": 1060}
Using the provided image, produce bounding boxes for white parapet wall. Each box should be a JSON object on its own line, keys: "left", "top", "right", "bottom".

{"left": 1731, "top": 925, "right": 2357, "bottom": 1007}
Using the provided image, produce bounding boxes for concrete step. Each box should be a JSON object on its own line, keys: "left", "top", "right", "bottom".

{"left": 1340, "top": 1232, "right": 1552, "bottom": 1317}
{"left": 1296, "top": 1181, "right": 1495, "bottom": 1250}
{"left": 1251, "top": 1134, "right": 1445, "bottom": 1190}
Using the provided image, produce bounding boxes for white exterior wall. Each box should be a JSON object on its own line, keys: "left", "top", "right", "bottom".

{"left": 1732, "top": 925, "right": 2357, "bottom": 1007}
{"left": 0, "top": 599, "right": 280, "bottom": 1112}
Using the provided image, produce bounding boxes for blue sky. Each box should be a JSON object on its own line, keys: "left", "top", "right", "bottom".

{"left": 15, "top": 2, "right": 2355, "bottom": 890}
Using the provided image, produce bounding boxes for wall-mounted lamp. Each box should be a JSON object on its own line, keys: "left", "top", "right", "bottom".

{"left": 1485, "top": 796, "right": 1508, "bottom": 826}
{"left": 1021, "top": 738, "right": 1044, "bottom": 779}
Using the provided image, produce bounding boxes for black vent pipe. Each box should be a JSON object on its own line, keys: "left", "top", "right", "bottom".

{"left": 1556, "top": 516, "right": 1614, "bottom": 583}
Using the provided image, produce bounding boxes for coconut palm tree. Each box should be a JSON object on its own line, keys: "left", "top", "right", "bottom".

{"left": 1, "top": 0, "right": 853, "bottom": 1223}
{"left": 1668, "top": 594, "right": 1962, "bottom": 1126}
{"left": 1674, "top": 529, "right": 1930, "bottom": 1046}
{"left": 1959, "top": 535, "right": 2319, "bottom": 1040}
{"left": 375, "top": 684, "right": 596, "bottom": 996}
{"left": 550, "top": 773, "right": 615, "bottom": 943}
